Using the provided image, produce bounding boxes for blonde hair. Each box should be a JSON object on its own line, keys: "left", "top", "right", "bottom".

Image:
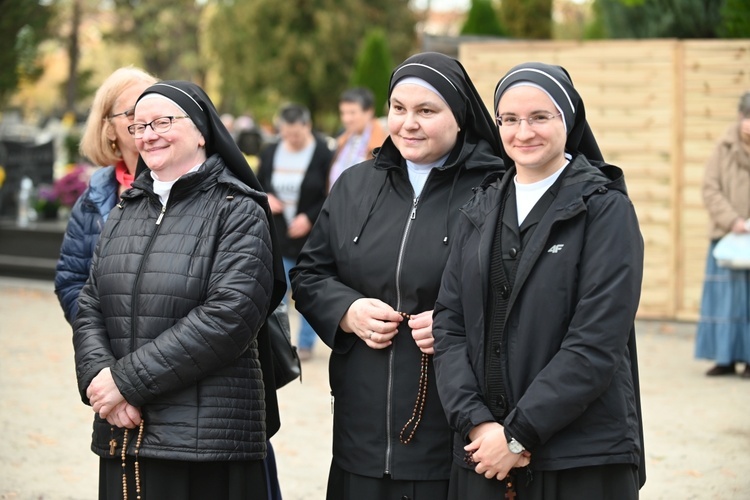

{"left": 79, "top": 67, "right": 158, "bottom": 166}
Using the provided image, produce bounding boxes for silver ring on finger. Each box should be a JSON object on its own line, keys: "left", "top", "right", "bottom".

{"left": 368, "top": 331, "right": 373, "bottom": 339}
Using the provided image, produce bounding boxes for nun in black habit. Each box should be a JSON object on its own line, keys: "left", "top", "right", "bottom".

{"left": 290, "top": 52, "right": 504, "bottom": 499}
{"left": 73, "top": 81, "right": 287, "bottom": 500}
{"left": 432, "top": 62, "right": 646, "bottom": 499}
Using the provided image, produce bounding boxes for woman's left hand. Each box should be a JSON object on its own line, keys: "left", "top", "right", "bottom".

{"left": 86, "top": 367, "right": 125, "bottom": 419}
{"left": 106, "top": 400, "right": 142, "bottom": 429}
{"left": 409, "top": 310, "right": 435, "bottom": 354}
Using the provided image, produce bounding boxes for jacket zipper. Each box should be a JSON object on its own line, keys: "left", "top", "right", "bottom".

{"left": 130, "top": 200, "right": 167, "bottom": 351}
{"left": 385, "top": 195, "right": 420, "bottom": 474}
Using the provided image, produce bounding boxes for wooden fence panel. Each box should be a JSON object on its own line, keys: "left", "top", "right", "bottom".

{"left": 460, "top": 39, "right": 750, "bottom": 321}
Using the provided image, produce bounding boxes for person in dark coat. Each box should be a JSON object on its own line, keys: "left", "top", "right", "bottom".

{"left": 289, "top": 52, "right": 504, "bottom": 500}
{"left": 432, "top": 62, "right": 646, "bottom": 499}
{"left": 73, "top": 81, "right": 286, "bottom": 500}
{"left": 257, "top": 103, "right": 333, "bottom": 360}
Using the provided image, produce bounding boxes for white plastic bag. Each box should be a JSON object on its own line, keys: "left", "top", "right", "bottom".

{"left": 713, "top": 233, "right": 750, "bottom": 269}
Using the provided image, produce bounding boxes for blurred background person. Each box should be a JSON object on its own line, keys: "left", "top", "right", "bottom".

{"left": 290, "top": 52, "right": 503, "bottom": 500}
{"left": 695, "top": 91, "right": 750, "bottom": 378}
{"left": 257, "top": 103, "right": 333, "bottom": 361}
{"left": 327, "top": 87, "right": 387, "bottom": 190}
{"left": 55, "top": 66, "right": 157, "bottom": 324}
{"left": 72, "top": 80, "right": 286, "bottom": 500}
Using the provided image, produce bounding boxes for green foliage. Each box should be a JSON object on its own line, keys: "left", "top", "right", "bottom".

{"left": 0, "top": 0, "right": 54, "bottom": 107}
{"left": 350, "top": 29, "right": 393, "bottom": 116}
{"left": 208, "top": 0, "right": 416, "bottom": 131}
{"left": 501, "top": 0, "right": 553, "bottom": 39}
{"left": 107, "top": 0, "right": 207, "bottom": 82}
{"left": 719, "top": 0, "right": 750, "bottom": 38}
{"left": 460, "top": 0, "right": 505, "bottom": 37}
{"left": 593, "top": 0, "right": 724, "bottom": 38}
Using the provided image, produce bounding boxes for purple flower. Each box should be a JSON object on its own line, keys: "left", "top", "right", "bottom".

{"left": 53, "top": 164, "right": 91, "bottom": 208}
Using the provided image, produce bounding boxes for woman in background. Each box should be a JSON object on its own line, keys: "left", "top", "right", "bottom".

{"left": 55, "top": 66, "right": 157, "bottom": 322}
{"left": 695, "top": 91, "right": 750, "bottom": 378}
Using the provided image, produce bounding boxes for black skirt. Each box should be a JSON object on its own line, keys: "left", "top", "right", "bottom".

{"left": 448, "top": 462, "right": 639, "bottom": 500}
{"left": 326, "top": 459, "right": 449, "bottom": 500}
{"left": 99, "top": 456, "right": 268, "bottom": 500}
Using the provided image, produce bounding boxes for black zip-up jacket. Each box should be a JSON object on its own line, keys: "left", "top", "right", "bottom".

{"left": 433, "top": 155, "right": 646, "bottom": 483}
{"left": 290, "top": 135, "right": 503, "bottom": 480}
{"left": 73, "top": 155, "right": 274, "bottom": 462}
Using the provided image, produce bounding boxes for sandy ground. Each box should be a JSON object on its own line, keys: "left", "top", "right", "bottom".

{"left": 0, "top": 277, "right": 748, "bottom": 499}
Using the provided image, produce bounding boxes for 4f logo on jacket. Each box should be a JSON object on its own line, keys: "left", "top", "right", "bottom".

{"left": 547, "top": 244, "right": 565, "bottom": 254}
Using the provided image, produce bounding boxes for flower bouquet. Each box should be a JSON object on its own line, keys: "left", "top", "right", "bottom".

{"left": 34, "top": 164, "right": 91, "bottom": 220}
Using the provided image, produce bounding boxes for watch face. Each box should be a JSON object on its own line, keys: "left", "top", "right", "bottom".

{"left": 508, "top": 439, "right": 524, "bottom": 454}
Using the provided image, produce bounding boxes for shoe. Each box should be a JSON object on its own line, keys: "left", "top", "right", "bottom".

{"left": 742, "top": 365, "right": 750, "bottom": 379}
{"left": 298, "top": 349, "right": 313, "bottom": 362}
{"left": 705, "top": 364, "right": 736, "bottom": 376}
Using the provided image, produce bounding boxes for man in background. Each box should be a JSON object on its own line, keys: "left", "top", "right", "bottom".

{"left": 328, "top": 87, "right": 387, "bottom": 190}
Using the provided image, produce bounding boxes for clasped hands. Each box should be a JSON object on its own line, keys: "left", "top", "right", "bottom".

{"left": 466, "top": 422, "right": 531, "bottom": 480}
{"left": 340, "top": 298, "right": 435, "bottom": 354}
{"left": 86, "top": 367, "right": 142, "bottom": 429}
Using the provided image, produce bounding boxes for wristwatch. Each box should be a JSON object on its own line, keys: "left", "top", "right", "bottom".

{"left": 507, "top": 436, "right": 525, "bottom": 454}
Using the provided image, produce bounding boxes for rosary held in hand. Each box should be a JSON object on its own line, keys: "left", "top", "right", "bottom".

{"left": 395, "top": 311, "right": 430, "bottom": 445}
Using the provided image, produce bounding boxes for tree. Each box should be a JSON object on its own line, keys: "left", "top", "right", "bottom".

{"left": 350, "top": 29, "right": 394, "bottom": 116}
{"left": 460, "top": 0, "right": 505, "bottom": 36}
{"left": 208, "top": 0, "right": 416, "bottom": 130}
{"left": 107, "top": 0, "right": 207, "bottom": 83}
{"left": 719, "top": 0, "right": 750, "bottom": 38}
{"left": 593, "top": 0, "right": 724, "bottom": 38}
{"left": 0, "top": 0, "right": 54, "bottom": 107}
{"left": 501, "top": 0, "right": 553, "bottom": 39}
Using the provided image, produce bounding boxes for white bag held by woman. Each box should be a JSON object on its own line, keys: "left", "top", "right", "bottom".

{"left": 713, "top": 232, "right": 750, "bottom": 269}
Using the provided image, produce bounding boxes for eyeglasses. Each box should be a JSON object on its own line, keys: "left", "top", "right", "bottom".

{"left": 496, "top": 112, "right": 562, "bottom": 128}
{"left": 109, "top": 108, "right": 136, "bottom": 121}
{"left": 127, "top": 116, "right": 189, "bottom": 138}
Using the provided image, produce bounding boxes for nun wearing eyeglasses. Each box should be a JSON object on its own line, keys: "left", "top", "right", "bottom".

{"left": 72, "top": 81, "right": 287, "bottom": 500}
{"left": 290, "top": 52, "right": 504, "bottom": 499}
{"left": 432, "top": 62, "right": 646, "bottom": 499}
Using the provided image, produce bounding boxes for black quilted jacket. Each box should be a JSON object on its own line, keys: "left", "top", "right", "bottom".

{"left": 73, "top": 154, "right": 274, "bottom": 462}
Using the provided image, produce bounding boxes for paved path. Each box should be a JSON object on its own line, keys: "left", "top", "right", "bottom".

{"left": 0, "top": 277, "right": 748, "bottom": 499}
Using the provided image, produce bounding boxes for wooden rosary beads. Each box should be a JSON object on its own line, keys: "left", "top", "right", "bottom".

{"left": 396, "top": 311, "right": 430, "bottom": 445}
{"left": 399, "top": 351, "right": 430, "bottom": 444}
{"left": 121, "top": 420, "right": 145, "bottom": 500}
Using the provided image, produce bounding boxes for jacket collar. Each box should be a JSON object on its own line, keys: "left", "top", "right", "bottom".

{"left": 463, "top": 155, "right": 627, "bottom": 229}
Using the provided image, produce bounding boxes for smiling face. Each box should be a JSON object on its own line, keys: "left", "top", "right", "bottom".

{"left": 387, "top": 83, "right": 459, "bottom": 165}
{"left": 497, "top": 85, "right": 568, "bottom": 183}
{"left": 133, "top": 97, "right": 206, "bottom": 181}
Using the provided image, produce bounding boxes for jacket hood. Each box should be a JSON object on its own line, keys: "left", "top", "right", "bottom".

{"left": 465, "top": 155, "right": 627, "bottom": 228}
{"left": 127, "top": 154, "right": 268, "bottom": 208}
